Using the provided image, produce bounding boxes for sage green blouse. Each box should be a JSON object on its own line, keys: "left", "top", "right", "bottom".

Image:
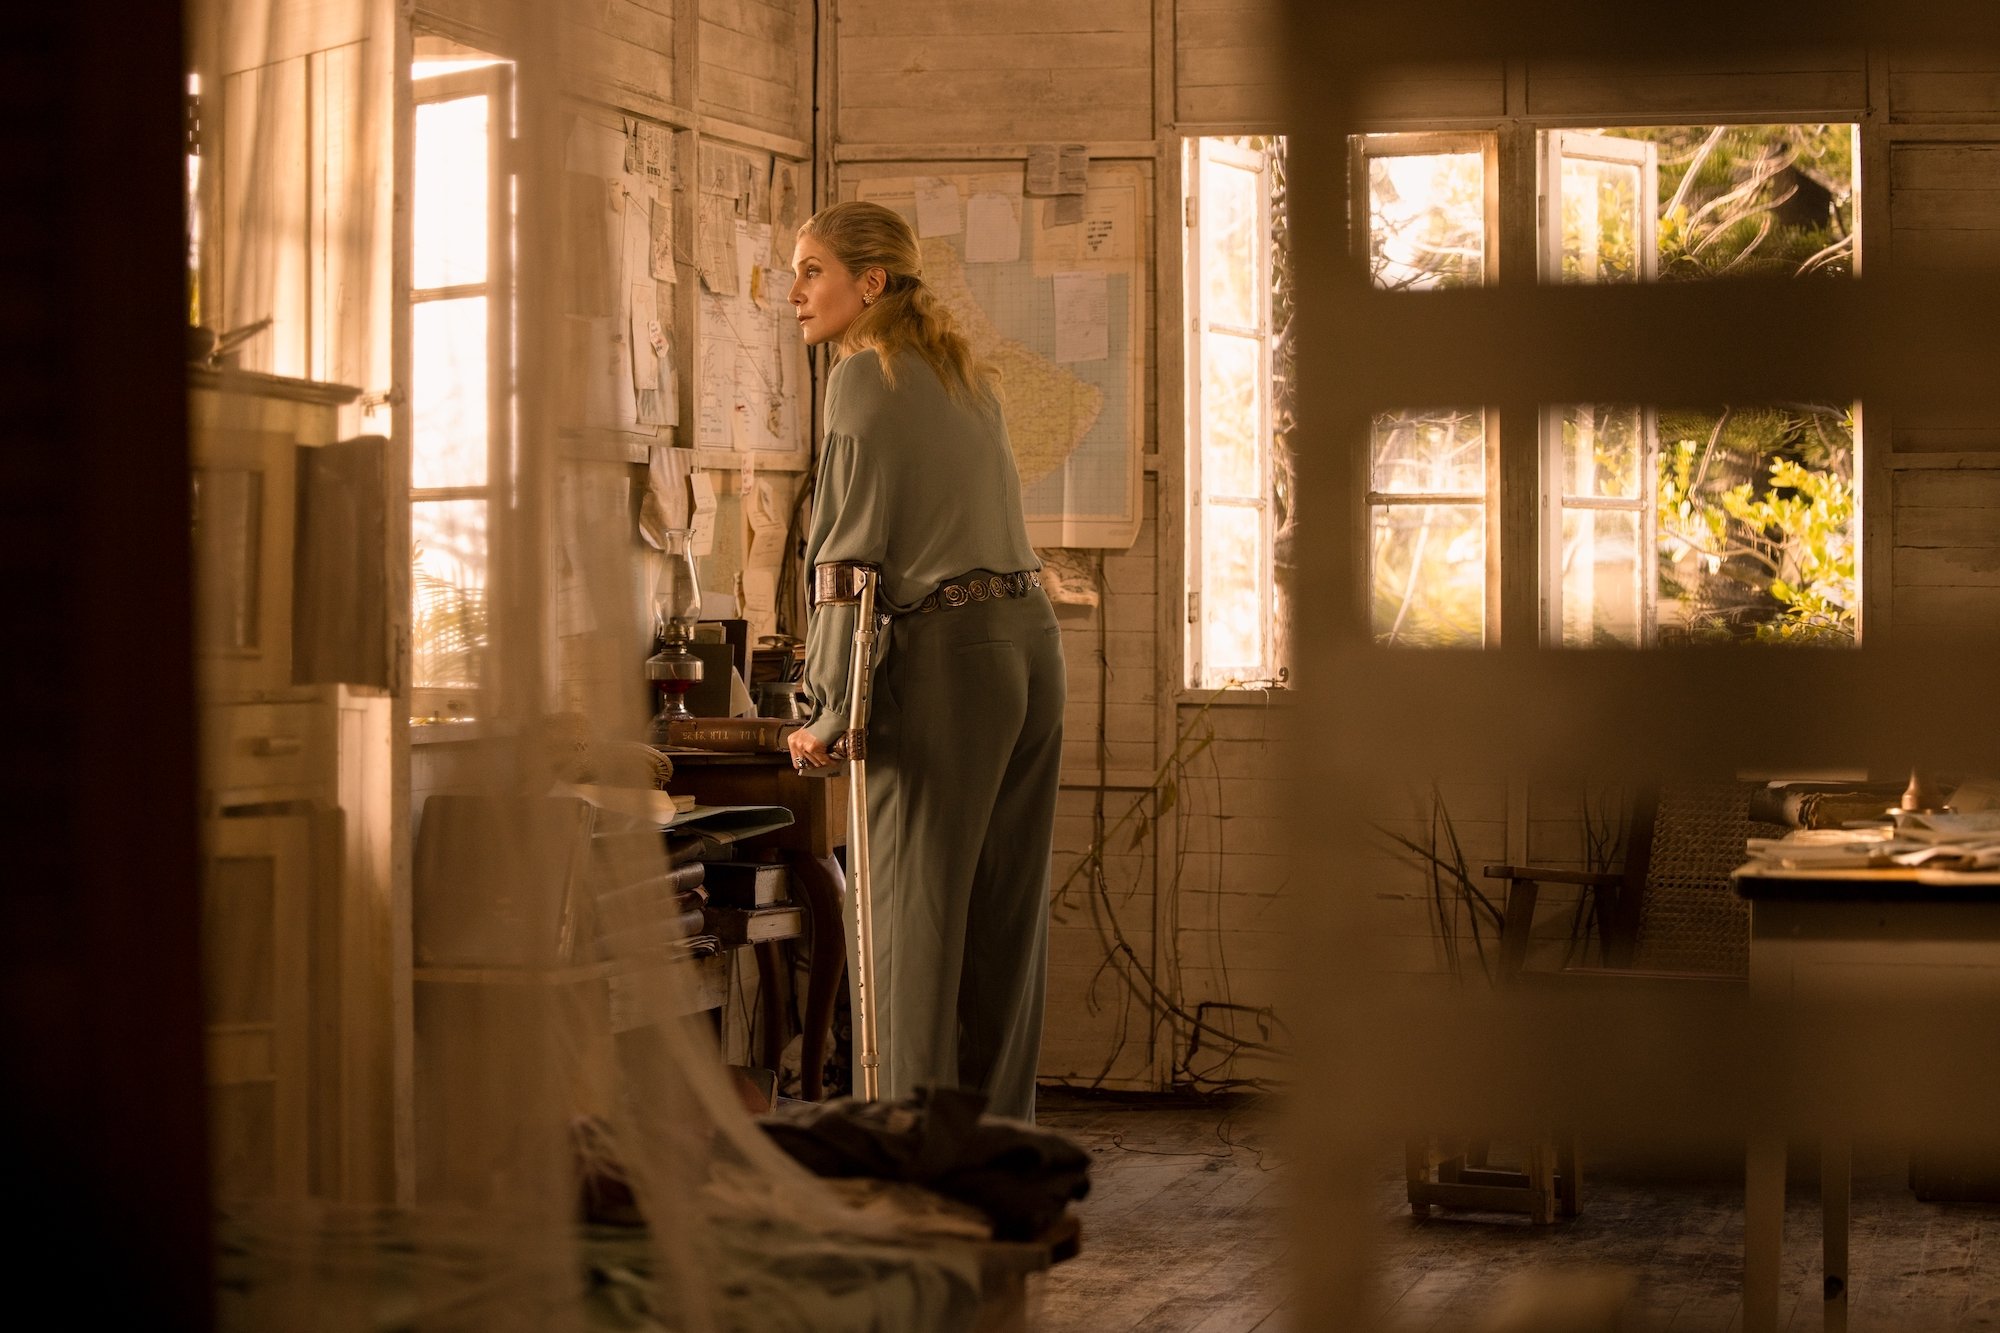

{"left": 801, "top": 347, "right": 1040, "bottom": 748}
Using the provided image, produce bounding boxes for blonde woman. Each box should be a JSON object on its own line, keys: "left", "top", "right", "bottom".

{"left": 785, "top": 200, "right": 1062, "bottom": 1122}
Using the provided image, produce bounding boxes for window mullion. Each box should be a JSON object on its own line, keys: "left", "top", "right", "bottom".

{"left": 1495, "top": 124, "right": 1540, "bottom": 649}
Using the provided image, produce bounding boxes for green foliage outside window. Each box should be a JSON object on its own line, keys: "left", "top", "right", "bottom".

{"left": 1607, "top": 124, "right": 1858, "bottom": 645}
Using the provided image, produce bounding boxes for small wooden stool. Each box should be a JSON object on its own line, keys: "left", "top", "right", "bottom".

{"left": 1405, "top": 1135, "right": 1579, "bottom": 1223}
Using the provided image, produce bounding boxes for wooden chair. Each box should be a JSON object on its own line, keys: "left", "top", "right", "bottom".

{"left": 1406, "top": 782, "right": 1779, "bottom": 1222}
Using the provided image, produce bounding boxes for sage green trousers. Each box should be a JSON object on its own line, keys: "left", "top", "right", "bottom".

{"left": 845, "top": 588, "right": 1064, "bottom": 1122}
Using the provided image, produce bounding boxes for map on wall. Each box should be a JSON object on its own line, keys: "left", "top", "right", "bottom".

{"left": 850, "top": 164, "right": 1147, "bottom": 548}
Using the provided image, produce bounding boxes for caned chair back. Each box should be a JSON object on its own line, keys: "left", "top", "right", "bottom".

{"left": 1629, "top": 780, "right": 1785, "bottom": 978}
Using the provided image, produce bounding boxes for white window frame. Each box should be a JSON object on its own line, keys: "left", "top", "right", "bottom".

{"left": 1178, "top": 122, "right": 1863, "bottom": 667}
{"left": 1541, "top": 131, "right": 1660, "bottom": 647}
{"left": 1353, "top": 132, "right": 1502, "bottom": 649}
{"left": 1183, "top": 135, "right": 1279, "bottom": 689}
{"left": 406, "top": 59, "right": 513, "bottom": 720}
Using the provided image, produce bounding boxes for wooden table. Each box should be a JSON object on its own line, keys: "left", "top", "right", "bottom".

{"left": 1734, "top": 864, "right": 2000, "bottom": 1333}
{"left": 667, "top": 751, "right": 850, "bottom": 1100}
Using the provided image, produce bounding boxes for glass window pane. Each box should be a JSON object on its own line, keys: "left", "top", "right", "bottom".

{"left": 1368, "top": 151, "right": 1485, "bottom": 291}
{"left": 413, "top": 296, "right": 489, "bottom": 489}
{"left": 412, "top": 499, "right": 488, "bottom": 692}
{"left": 1201, "top": 502, "right": 1266, "bottom": 678}
{"left": 1370, "top": 408, "right": 1484, "bottom": 495}
{"left": 1562, "top": 403, "right": 1643, "bottom": 499}
{"left": 1201, "top": 332, "right": 1262, "bottom": 499}
{"left": 1372, "top": 504, "right": 1484, "bottom": 647}
{"left": 1200, "top": 153, "right": 1260, "bottom": 329}
{"left": 414, "top": 96, "right": 488, "bottom": 289}
{"left": 1561, "top": 508, "right": 1642, "bottom": 647}
{"left": 1657, "top": 404, "right": 1857, "bottom": 646}
{"left": 1557, "top": 155, "right": 1642, "bottom": 284}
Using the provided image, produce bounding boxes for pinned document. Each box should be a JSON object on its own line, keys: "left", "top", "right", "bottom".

{"left": 916, "top": 177, "right": 962, "bottom": 237}
{"left": 1053, "top": 271, "right": 1108, "bottom": 363}
{"left": 965, "top": 191, "right": 1022, "bottom": 263}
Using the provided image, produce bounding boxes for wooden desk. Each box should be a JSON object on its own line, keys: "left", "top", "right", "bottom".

{"left": 1734, "top": 865, "right": 2000, "bottom": 1333}
{"left": 668, "top": 751, "right": 850, "bottom": 1100}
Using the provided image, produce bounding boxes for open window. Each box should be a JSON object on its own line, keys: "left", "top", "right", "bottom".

{"left": 1544, "top": 132, "right": 1658, "bottom": 648}
{"left": 407, "top": 47, "right": 514, "bottom": 722}
{"left": 1184, "top": 135, "right": 1281, "bottom": 687}
{"left": 1181, "top": 121, "right": 1860, "bottom": 669}
{"left": 1357, "top": 134, "right": 1497, "bottom": 648}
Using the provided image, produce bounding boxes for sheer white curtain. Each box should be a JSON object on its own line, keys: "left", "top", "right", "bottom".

{"left": 187, "top": 2, "right": 981, "bottom": 1326}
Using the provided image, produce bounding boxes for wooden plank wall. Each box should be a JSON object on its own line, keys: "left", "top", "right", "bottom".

{"left": 1885, "top": 52, "right": 2000, "bottom": 633}
{"left": 652, "top": 0, "right": 2000, "bottom": 1095}
{"left": 698, "top": 0, "right": 811, "bottom": 142}
{"left": 219, "top": 2, "right": 2000, "bottom": 1099}
{"left": 836, "top": 0, "right": 1154, "bottom": 145}
{"left": 1164, "top": 18, "right": 2000, "bottom": 1086}
{"left": 833, "top": 0, "right": 1163, "bottom": 1088}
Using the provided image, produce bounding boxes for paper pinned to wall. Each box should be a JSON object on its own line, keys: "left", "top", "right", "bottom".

{"left": 701, "top": 286, "right": 795, "bottom": 455}
{"left": 620, "top": 176, "right": 654, "bottom": 283}
{"left": 1032, "top": 199, "right": 1083, "bottom": 265}
{"left": 639, "top": 445, "right": 693, "bottom": 549}
{"left": 689, "top": 470, "right": 718, "bottom": 556}
{"left": 915, "top": 176, "right": 962, "bottom": 237}
{"left": 761, "top": 266, "right": 792, "bottom": 309}
{"left": 742, "top": 472, "right": 797, "bottom": 645}
{"left": 1027, "top": 142, "right": 1087, "bottom": 222}
{"left": 699, "top": 140, "right": 771, "bottom": 222}
{"left": 1025, "top": 144, "right": 1060, "bottom": 196}
{"left": 635, "top": 121, "right": 670, "bottom": 180}
{"left": 697, "top": 195, "right": 739, "bottom": 295}
{"left": 768, "top": 159, "right": 804, "bottom": 264}
{"left": 1053, "top": 271, "right": 1108, "bottom": 364}
{"left": 1081, "top": 190, "right": 1137, "bottom": 263}
{"left": 965, "top": 191, "right": 1022, "bottom": 263}
{"left": 649, "top": 182, "right": 675, "bottom": 282}
{"left": 630, "top": 280, "right": 668, "bottom": 424}
{"left": 738, "top": 221, "right": 770, "bottom": 301}
{"left": 1057, "top": 144, "right": 1089, "bottom": 195}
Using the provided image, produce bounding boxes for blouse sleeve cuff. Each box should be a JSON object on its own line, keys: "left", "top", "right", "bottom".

{"left": 804, "top": 711, "right": 848, "bottom": 750}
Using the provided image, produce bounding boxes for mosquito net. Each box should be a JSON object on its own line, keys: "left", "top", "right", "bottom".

{"left": 185, "top": 0, "right": 997, "bottom": 1326}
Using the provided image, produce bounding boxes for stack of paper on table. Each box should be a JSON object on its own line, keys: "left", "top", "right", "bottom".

{"left": 1746, "top": 813, "right": 2000, "bottom": 872}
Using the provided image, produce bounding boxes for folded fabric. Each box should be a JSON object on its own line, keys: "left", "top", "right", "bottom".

{"left": 759, "top": 1086, "right": 1090, "bottom": 1241}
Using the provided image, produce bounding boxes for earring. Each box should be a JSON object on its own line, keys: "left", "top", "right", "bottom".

{"left": 862, "top": 294, "right": 875, "bottom": 307}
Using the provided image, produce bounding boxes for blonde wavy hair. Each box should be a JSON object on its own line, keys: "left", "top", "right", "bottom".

{"left": 800, "top": 200, "right": 997, "bottom": 405}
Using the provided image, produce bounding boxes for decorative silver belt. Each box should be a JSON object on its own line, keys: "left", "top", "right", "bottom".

{"left": 911, "top": 570, "right": 1041, "bottom": 614}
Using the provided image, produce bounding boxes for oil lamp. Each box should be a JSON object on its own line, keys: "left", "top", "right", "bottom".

{"left": 645, "top": 530, "right": 703, "bottom": 743}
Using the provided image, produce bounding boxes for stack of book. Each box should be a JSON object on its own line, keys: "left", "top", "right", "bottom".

{"left": 700, "top": 860, "right": 804, "bottom": 945}
{"left": 590, "top": 859, "right": 714, "bottom": 961}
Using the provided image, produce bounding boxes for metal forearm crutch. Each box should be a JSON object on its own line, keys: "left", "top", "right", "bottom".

{"left": 813, "top": 561, "right": 884, "bottom": 1100}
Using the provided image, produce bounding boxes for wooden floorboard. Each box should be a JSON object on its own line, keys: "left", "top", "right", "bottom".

{"left": 1032, "top": 1090, "right": 2000, "bottom": 1331}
